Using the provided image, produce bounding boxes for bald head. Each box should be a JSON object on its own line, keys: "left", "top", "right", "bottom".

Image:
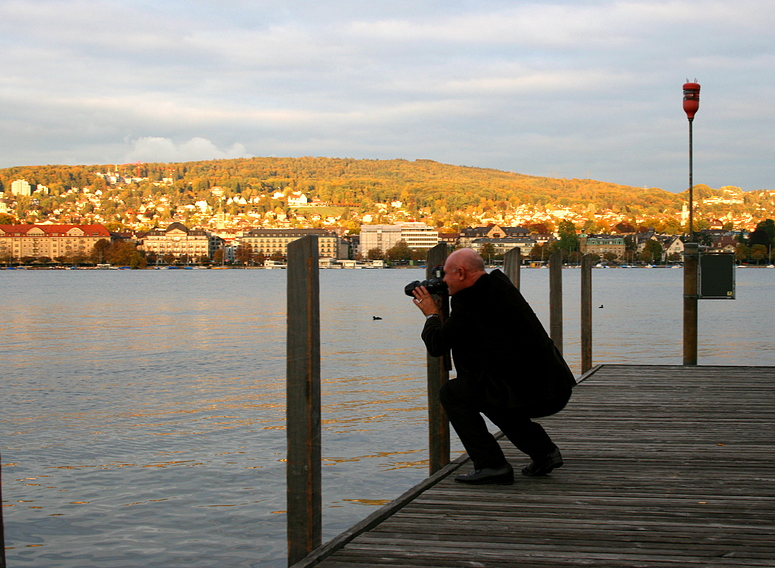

{"left": 443, "top": 248, "right": 486, "bottom": 295}
{"left": 447, "top": 248, "right": 485, "bottom": 272}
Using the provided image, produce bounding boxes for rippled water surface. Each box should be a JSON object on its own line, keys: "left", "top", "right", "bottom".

{"left": 2, "top": 266, "right": 773, "bottom": 567}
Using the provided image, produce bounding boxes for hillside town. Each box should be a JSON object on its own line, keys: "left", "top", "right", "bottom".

{"left": 1, "top": 172, "right": 774, "bottom": 268}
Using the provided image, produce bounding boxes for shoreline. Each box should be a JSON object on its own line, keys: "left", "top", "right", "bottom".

{"left": 4, "top": 263, "right": 775, "bottom": 271}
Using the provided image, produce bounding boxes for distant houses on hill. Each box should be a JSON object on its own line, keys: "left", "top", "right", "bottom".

{"left": 0, "top": 220, "right": 756, "bottom": 266}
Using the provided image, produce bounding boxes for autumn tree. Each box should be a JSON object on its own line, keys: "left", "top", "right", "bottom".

{"left": 748, "top": 219, "right": 775, "bottom": 248}
{"left": 762, "top": 219, "right": 775, "bottom": 244}
{"left": 529, "top": 243, "right": 549, "bottom": 262}
{"left": 696, "top": 231, "right": 714, "bottom": 247}
{"left": 567, "top": 251, "right": 583, "bottom": 264}
{"left": 556, "top": 220, "right": 579, "bottom": 254}
{"left": 106, "top": 241, "right": 146, "bottom": 268}
{"left": 91, "top": 238, "right": 111, "bottom": 263}
{"left": 480, "top": 242, "right": 496, "bottom": 263}
{"left": 385, "top": 240, "right": 411, "bottom": 261}
{"left": 735, "top": 243, "right": 750, "bottom": 263}
{"left": 750, "top": 244, "right": 768, "bottom": 265}
{"left": 640, "top": 239, "right": 663, "bottom": 264}
{"left": 623, "top": 236, "right": 637, "bottom": 263}
{"left": 103, "top": 221, "right": 127, "bottom": 232}
{"left": 527, "top": 222, "right": 552, "bottom": 234}
{"left": 367, "top": 248, "right": 384, "bottom": 260}
{"left": 235, "top": 244, "right": 254, "bottom": 265}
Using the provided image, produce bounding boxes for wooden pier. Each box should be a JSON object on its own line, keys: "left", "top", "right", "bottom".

{"left": 292, "top": 364, "right": 775, "bottom": 567}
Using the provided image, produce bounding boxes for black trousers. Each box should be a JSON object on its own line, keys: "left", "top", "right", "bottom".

{"left": 440, "top": 376, "right": 559, "bottom": 470}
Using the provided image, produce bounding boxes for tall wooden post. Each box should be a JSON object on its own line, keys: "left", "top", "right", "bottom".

{"left": 1, "top": 451, "right": 5, "bottom": 568}
{"left": 580, "top": 254, "right": 593, "bottom": 373}
{"left": 549, "top": 251, "right": 563, "bottom": 354}
{"left": 286, "top": 236, "right": 322, "bottom": 566}
{"left": 426, "top": 244, "right": 450, "bottom": 474}
{"left": 503, "top": 247, "right": 521, "bottom": 289}
{"left": 683, "top": 242, "right": 699, "bottom": 366}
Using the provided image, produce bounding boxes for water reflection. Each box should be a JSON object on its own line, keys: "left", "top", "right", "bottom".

{"left": 2, "top": 267, "right": 773, "bottom": 567}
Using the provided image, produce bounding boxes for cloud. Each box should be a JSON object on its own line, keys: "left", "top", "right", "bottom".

{"left": 124, "top": 137, "right": 251, "bottom": 163}
{"left": 0, "top": 0, "right": 773, "bottom": 191}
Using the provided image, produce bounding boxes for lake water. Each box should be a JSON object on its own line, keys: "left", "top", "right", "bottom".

{"left": 2, "top": 266, "right": 774, "bottom": 567}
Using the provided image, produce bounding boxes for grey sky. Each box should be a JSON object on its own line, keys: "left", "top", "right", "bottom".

{"left": 1, "top": 0, "right": 772, "bottom": 192}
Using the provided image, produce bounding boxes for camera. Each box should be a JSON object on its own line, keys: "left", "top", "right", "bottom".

{"left": 404, "top": 265, "right": 448, "bottom": 296}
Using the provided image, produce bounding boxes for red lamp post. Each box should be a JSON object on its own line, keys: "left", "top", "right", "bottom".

{"left": 683, "top": 81, "right": 700, "bottom": 241}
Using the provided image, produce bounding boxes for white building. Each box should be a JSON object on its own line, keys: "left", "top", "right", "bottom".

{"left": 471, "top": 237, "right": 537, "bottom": 258}
{"left": 0, "top": 224, "right": 111, "bottom": 260}
{"left": 359, "top": 223, "right": 439, "bottom": 255}
{"left": 11, "top": 179, "right": 33, "bottom": 196}
{"left": 239, "top": 228, "right": 339, "bottom": 259}
{"left": 399, "top": 222, "right": 440, "bottom": 250}
{"left": 288, "top": 192, "right": 309, "bottom": 207}
{"left": 141, "top": 222, "right": 222, "bottom": 260}
{"left": 359, "top": 225, "right": 401, "bottom": 255}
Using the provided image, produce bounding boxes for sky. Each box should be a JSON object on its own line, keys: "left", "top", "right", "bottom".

{"left": 1, "top": 0, "right": 773, "bottom": 193}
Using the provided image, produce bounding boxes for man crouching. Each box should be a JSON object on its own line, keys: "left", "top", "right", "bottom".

{"left": 411, "top": 248, "right": 575, "bottom": 484}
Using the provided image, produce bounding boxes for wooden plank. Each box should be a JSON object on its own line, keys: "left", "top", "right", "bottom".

{"left": 289, "top": 458, "right": 469, "bottom": 568}
{"left": 293, "top": 365, "right": 775, "bottom": 568}
{"left": 286, "top": 235, "right": 322, "bottom": 566}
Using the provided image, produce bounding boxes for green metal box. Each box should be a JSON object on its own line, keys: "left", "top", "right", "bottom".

{"left": 699, "top": 253, "right": 735, "bottom": 299}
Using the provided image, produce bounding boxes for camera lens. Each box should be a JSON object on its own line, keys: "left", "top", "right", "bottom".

{"left": 404, "top": 281, "right": 422, "bottom": 296}
{"left": 404, "top": 278, "right": 447, "bottom": 296}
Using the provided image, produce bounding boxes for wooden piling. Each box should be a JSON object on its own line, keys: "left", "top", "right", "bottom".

{"left": 1, "top": 451, "right": 5, "bottom": 568}
{"left": 549, "top": 250, "right": 563, "bottom": 354}
{"left": 503, "top": 247, "right": 521, "bottom": 289}
{"left": 581, "top": 254, "right": 593, "bottom": 373}
{"left": 683, "top": 242, "right": 699, "bottom": 365}
{"left": 425, "top": 244, "right": 450, "bottom": 474}
{"left": 286, "top": 235, "right": 322, "bottom": 566}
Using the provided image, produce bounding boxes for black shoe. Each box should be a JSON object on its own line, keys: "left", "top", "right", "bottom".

{"left": 455, "top": 463, "right": 514, "bottom": 485}
{"left": 522, "top": 447, "right": 563, "bottom": 476}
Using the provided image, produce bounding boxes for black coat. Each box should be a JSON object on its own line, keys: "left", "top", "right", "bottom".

{"left": 422, "top": 269, "right": 575, "bottom": 417}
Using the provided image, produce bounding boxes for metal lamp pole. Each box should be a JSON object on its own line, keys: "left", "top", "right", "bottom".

{"left": 682, "top": 81, "right": 700, "bottom": 365}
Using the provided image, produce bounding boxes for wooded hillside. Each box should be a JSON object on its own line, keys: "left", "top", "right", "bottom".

{"left": 1, "top": 157, "right": 772, "bottom": 232}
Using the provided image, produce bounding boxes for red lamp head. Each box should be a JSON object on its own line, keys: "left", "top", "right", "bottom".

{"left": 683, "top": 81, "right": 700, "bottom": 120}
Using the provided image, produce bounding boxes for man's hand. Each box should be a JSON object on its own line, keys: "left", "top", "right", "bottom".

{"left": 412, "top": 285, "right": 440, "bottom": 317}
